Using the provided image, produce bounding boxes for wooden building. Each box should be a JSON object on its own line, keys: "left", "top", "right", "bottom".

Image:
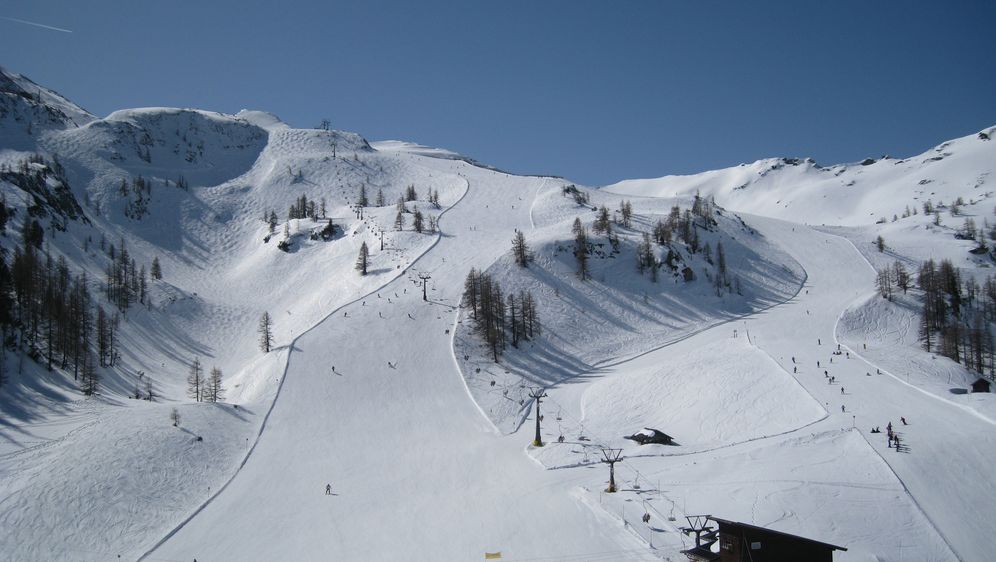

{"left": 682, "top": 517, "right": 846, "bottom": 562}
{"left": 971, "top": 378, "right": 991, "bottom": 393}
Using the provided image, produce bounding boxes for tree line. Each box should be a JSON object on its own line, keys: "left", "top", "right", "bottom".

{"left": 878, "top": 257, "right": 996, "bottom": 378}
{"left": 462, "top": 268, "right": 540, "bottom": 362}
{"left": 1, "top": 221, "right": 165, "bottom": 395}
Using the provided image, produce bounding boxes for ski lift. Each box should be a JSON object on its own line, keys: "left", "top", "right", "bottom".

{"left": 556, "top": 408, "right": 563, "bottom": 421}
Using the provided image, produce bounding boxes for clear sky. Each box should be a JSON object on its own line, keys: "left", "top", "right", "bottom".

{"left": 2, "top": 0, "right": 994, "bottom": 186}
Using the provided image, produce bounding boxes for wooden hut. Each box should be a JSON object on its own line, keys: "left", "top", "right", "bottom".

{"left": 683, "top": 517, "right": 846, "bottom": 562}
{"left": 971, "top": 378, "right": 991, "bottom": 393}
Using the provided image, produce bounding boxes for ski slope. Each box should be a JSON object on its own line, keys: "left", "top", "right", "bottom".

{"left": 148, "top": 177, "right": 995, "bottom": 561}
{"left": 3, "top": 67, "right": 996, "bottom": 561}
{"left": 148, "top": 162, "right": 654, "bottom": 561}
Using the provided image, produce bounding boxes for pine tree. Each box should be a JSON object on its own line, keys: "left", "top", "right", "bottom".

{"left": 894, "top": 261, "right": 910, "bottom": 293}
{"left": 413, "top": 210, "right": 424, "bottom": 233}
{"left": 574, "top": 222, "right": 590, "bottom": 281}
{"left": 80, "top": 350, "right": 98, "bottom": 396}
{"left": 512, "top": 231, "right": 531, "bottom": 267}
{"left": 268, "top": 210, "right": 278, "bottom": 233}
{"left": 356, "top": 241, "right": 370, "bottom": 275}
{"left": 619, "top": 200, "right": 633, "bottom": 227}
{"left": 394, "top": 210, "right": 405, "bottom": 231}
{"left": 358, "top": 184, "right": 369, "bottom": 207}
{"left": 716, "top": 241, "right": 727, "bottom": 286}
{"left": 207, "top": 366, "right": 224, "bottom": 402}
{"left": 151, "top": 256, "right": 162, "bottom": 280}
{"left": 637, "top": 233, "right": 656, "bottom": 281}
{"left": 258, "top": 311, "right": 273, "bottom": 353}
{"left": 376, "top": 188, "right": 385, "bottom": 207}
{"left": 187, "top": 357, "right": 204, "bottom": 402}
{"left": 406, "top": 184, "right": 418, "bottom": 202}
{"left": 876, "top": 235, "right": 886, "bottom": 252}
{"left": 593, "top": 205, "right": 611, "bottom": 234}
{"left": 170, "top": 407, "right": 181, "bottom": 427}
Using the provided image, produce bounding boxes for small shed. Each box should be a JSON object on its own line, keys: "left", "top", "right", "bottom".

{"left": 971, "top": 378, "right": 991, "bottom": 393}
{"left": 682, "top": 267, "right": 695, "bottom": 282}
{"left": 684, "top": 517, "right": 846, "bottom": 562}
{"left": 624, "top": 428, "right": 674, "bottom": 445}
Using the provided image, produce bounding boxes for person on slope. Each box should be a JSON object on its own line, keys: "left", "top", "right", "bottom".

{"left": 326, "top": 483, "right": 332, "bottom": 495}
{"left": 901, "top": 417, "right": 907, "bottom": 425}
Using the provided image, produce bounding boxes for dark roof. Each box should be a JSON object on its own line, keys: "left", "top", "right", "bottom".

{"left": 972, "top": 377, "right": 990, "bottom": 385}
{"left": 680, "top": 545, "right": 720, "bottom": 561}
{"left": 711, "top": 517, "right": 847, "bottom": 552}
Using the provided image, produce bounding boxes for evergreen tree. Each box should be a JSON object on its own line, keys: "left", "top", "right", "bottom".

{"left": 80, "top": 350, "right": 98, "bottom": 396}
{"left": 574, "top": 221, "right": 590, "bottom": 281}
{"left": 716, "top": 241, "right": 727, "bottom": 286}
{"left": 207, "top": 366, "right": 224, "bottom": 402}
{"left": 593, "top": 205, "right": 611, "bottom": 234}
{"left": 356, "top": 241, "right": 370, "bottom": 275}
{"left": 413, "top": 210, "right": 424, "bottom": 233}
{"left": 187, "top": 357, "right": 204, "bottom": 402}
{"left": 512, "top": 231, "right": 531, "bottom": 267}
{"left": 376, "top": 188, "right": 385, "bottom": 207}
{"left": 394, "top": 210, "right": 405, "bottom": 231}
{"left": 619, "top": 200, "right": 633, "bottom": 227}
{"left": 151, "top": 256, "right": 162, "bottom": 280}
{"left": 358, "top": 184, "right": 369, "bottom": 207}
{"left": 894, "top": 261, "right": 910, "bottom": 294}
{"left": 258, "top": 311, "right": 273, "bottom": 353}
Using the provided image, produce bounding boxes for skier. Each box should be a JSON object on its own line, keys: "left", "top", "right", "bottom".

{"left": 817, "top": 360, "right": 820, "bottom": 368}
{"left": 325, "top": 484, "right": 332, "bottom": 495}
{"left": 841, "top": 387, "right": 844, "bottom": 394}
{"left": 841, "top": 405, "right": 845, "bottom": 413}
{"left": 791, "top": 356, "right": 796, "bottom": 364}
{"left": 824, "top": 370, "right": 828, "bottom": 377}
{"left": 901, "top": 417, "right": 907, "bottom": 425}
{"left": 818, "top": 338, "right": 821, "bottom": 345}
{"left": 793, "top": 366, "right": 797, "bottom": 373}
{"left": 887, "top": 421, "right": 893, "bottom": 432}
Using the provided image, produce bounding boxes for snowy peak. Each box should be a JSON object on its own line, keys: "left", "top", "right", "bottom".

{"left": 606, "top": 126, "right": 996, "bottom": 226}
{"left": 0, "top": 66, "right": 95, "bottom": 147}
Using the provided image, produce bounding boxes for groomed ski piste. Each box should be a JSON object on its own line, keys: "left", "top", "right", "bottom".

{"left": 1, "top": 67, "right": 995, "bottom": 560}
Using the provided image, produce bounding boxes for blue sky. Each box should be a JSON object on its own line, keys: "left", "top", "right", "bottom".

{"left": 2, "top": 0, "right": 994, "bottom": 185}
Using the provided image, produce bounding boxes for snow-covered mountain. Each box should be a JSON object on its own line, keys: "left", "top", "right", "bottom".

{"left": 1, "top": 67, "right": 995, "bottom": 561}
{"left": 606, "top": 127, "right": 996, "bottom": 227}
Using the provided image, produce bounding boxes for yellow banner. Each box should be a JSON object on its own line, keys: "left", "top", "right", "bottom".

{"left": 484, "top": 552, "right": 502, "bottom": 559}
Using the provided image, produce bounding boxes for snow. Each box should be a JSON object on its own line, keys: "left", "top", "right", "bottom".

{"left": 2, "top": 66, "right": 995, "bottom": 561}
{"left": 605, "top": 125, "right": 996, "bottom": 227}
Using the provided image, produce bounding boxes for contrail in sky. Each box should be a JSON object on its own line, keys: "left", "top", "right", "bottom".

{"left": 2, "top": 16, "right": 73, "bottom": 33}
